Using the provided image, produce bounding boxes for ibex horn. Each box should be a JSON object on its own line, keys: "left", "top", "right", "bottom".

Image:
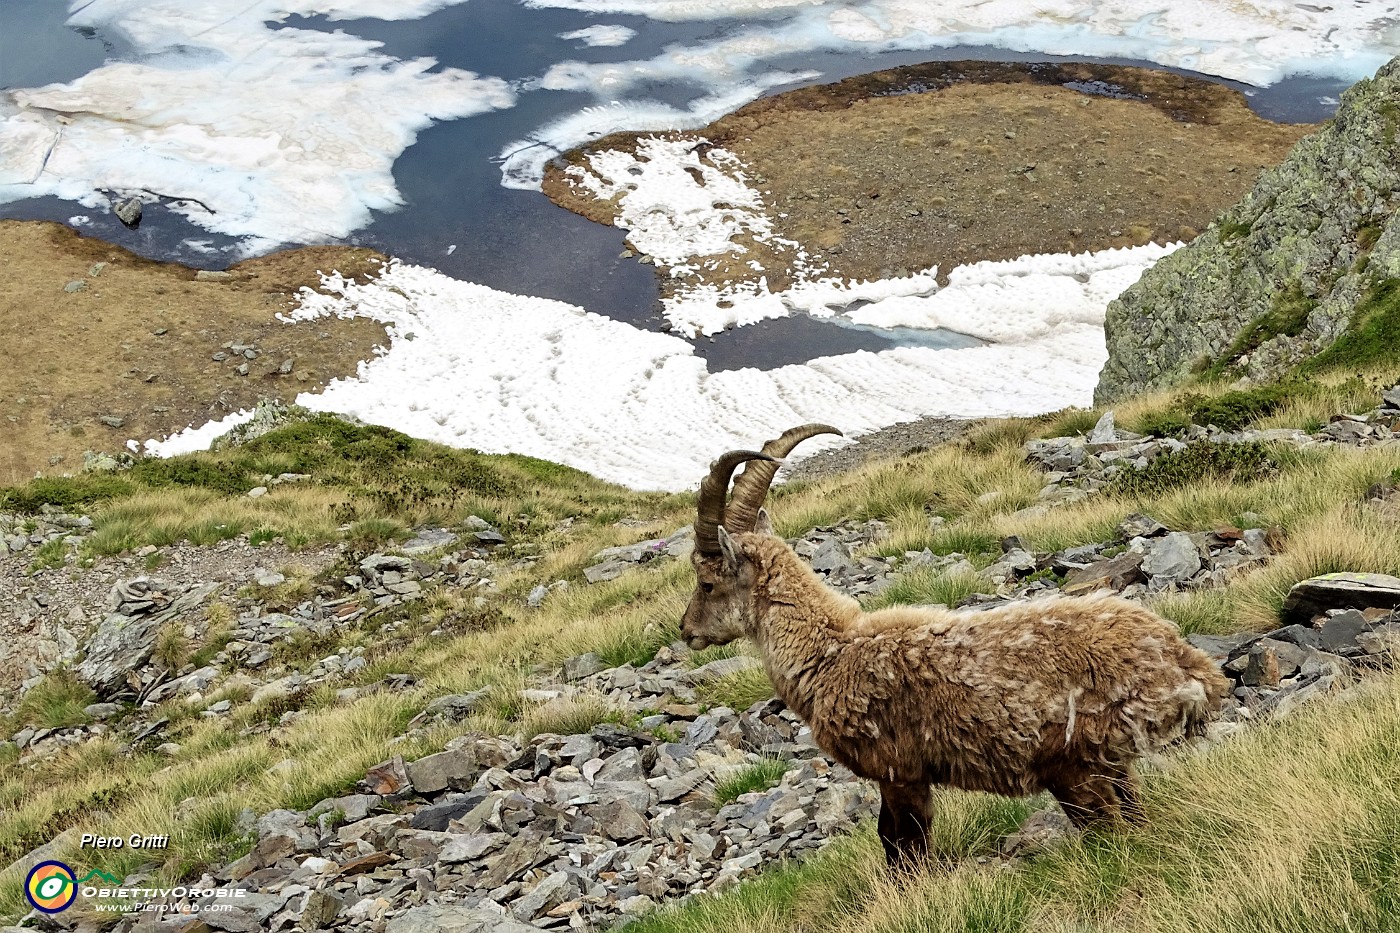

{"left": 695, "top": 450, "right": 776, "bottom": 556}
{"left": 723, "top": 424, "right": 843, "bottom": 534}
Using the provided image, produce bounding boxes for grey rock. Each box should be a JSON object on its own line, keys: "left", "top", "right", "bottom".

{"left": 409, "top": 692, "right": 487, "bottom": 729}
{"left": 594, "top": 747, "right": 645, "bottom": 783}
{"left": 439, "top": 831, "right": 509, "bottom": 863}
{"left": 408, "top": 748, "right": 480, "bottom": 795}
{"left": 1383, "top": 384, "right": 1400, "bottom": 410}
{"left": 1062, "top": 552, "right": 1145, "bottom": 595}
{"left": 1117, "top": 513, "right": 1168, "bottom": 539}
{"left": 1319, "top": 609, "right": 1371, "bottom": 653}
{"left": 76, "top": 581, "right": 219, "bottom": 694}
{"left": 114, "top": 197, "right": 143, "bottom": 228}
{"left": 682, "top": 656, "right": 762, "bottom": 685}
{"left": 386, "top": 905, "right": 542, "bottom": 933}
{"left": 594, "top": 798, "right": 650, "bottom": 842}
{"left": 512, "top": 871, "right": 572, "bottom": 920}
{"left": 410, "top": 792, "right": 487, "bottom": 831}
{"left": 654, "top": 769, "right": 707, "bottom": 802}
{"left": 808, "top": 537, "right": 854, "bottom": 573}
{"left": 1087, "top": 410, "right": 1116, "bottom": 444}
{"left": 562, "top": 652, "right": 604, "bottom": 681}
{"left": 1141, "top": 532, "right": 1202, "bottom": 583}
{"left": 1187, "top": 632, "right": 1258, "bottom": 662}
{"left": 83, "top": 702, "right": 122, "bottom": 720}
{"left": 300, "top": 889, "right": 342, "bottom": 928}
{"left": 1281, "top": 572, "right": 1400, "bottom": 625}
{"left": 583, "top": 558, "right": 630, "bottom": 584}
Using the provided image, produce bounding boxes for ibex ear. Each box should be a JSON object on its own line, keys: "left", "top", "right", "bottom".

{"left": 717, "top": 525, "right": 740, "bottom": 571}
{"left": 755, "top": 508, "right": 774, "bottom": 535}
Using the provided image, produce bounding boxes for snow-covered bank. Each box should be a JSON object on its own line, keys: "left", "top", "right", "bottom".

{"left": 0, "top": 0, "right": 508, "bottom": 249}
{"left": 146, "top": 243, "right": 1165, "bottom": 490}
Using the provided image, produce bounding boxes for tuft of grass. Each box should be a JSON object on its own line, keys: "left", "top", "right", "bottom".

{"left": 924, "top": 525, "right": 1000, "bottom": 558}
{"left": 1150, "top": 589, "right": 1241, "bottom": 636}
{"left": 153, "top": 622, "right": 190, "bottom": 671}
{"left": 13, "top": 671, "right": 96, "bottom": 730}
{"left": 712, "top": 757, "right": 792, "bottom": 806}
{"left": 696, "top": 667, "right": 776, "bottom": 712}
{"left": 27, "top": 537, "right": 70, "bottom": 572}
{"left": 1232, "top": 505, "right": 1400, "bottom": 629}
{"left": 866, "top": 567, "right": 988, "bottom": 610}
{"left": 517, "top": 693, "right": 629, "bottom": 741}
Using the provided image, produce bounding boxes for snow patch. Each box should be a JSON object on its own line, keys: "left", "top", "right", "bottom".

{"left": 558, "top": 25, "right": 638, "bottom": 46}
{"left": 142, "top": 409, "right": 256, "bottom": 458}
{"left": 0, "top": 0, "right": 511, "bottom": 248}
{"left": 128, "top": 253, "right": 1153, "bottom": 491}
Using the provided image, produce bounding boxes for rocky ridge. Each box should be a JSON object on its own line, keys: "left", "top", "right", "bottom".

{"left": 1096, "top": 54, "right": 1400, "bottom": 401}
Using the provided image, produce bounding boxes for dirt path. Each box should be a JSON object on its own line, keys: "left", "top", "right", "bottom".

{"left": 0, "top": 221, "right": 389, "bottom": 485}
{"left": 545, "top": 61, "right": 1314, "bottom": 293}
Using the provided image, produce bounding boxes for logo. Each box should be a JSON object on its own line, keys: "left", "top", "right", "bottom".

{"left": 25, "top": 861, "right": 77, "bottom": 913}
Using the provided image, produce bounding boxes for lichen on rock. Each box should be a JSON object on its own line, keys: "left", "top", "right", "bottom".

{"left": 1096, "top": 56, "right": 1400, "bottom": 402}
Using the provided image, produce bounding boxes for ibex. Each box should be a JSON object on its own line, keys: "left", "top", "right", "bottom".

{"left": 681, "top": 425, "right": 1228, "bottom": 867}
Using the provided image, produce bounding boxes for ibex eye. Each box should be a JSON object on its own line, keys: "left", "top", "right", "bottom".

{"left": 701, "top": 582, "right": 714, "bottom": 593}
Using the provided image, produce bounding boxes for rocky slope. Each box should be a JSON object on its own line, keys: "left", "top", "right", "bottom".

{"left": 6, "top": 385, "right": 1400, "bottom": 930}
{"left": 1096, "top": 56, "right": 1400, "bottom": 401}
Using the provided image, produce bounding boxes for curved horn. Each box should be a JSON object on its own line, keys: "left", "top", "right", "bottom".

{"left": 695, "top": 450, "right": 776, "bottom": 556}
{"left": 724, "top": 423, "right": 843, "bottom": 533}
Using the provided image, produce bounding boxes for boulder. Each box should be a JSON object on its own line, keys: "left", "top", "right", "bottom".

{"left": 386, "top": 905, "right": 542, "bottom": 933}
{"left": 1062, "top": 552, "right": 1145, "bottom": 595}
{"left": 76, "top": 581, "right": 219, "bottom": 694}
{"left": 1281, "top": 573, "right": 1400, "bottom": 625}
{"left": 1140, "top": 532, "right": 1202, "bottom": 583}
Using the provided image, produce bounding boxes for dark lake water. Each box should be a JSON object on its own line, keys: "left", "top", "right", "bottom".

{"left": 0, "top": 1, "right": 1349, "bottom": 370}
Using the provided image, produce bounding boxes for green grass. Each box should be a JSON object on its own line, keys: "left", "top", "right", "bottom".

{"left": 1105, "top": 441, "right": 1279, "bottom": 498}
{"left": 0, "top": 414, "right": 683, "bottom": 557}
{"left": 712, "top": 758, "right": 792, "bottom": 806}
{"left": 696, "top": 667, "right": 776, "bottom": 712}
{"left": 517, "top": 693, "right": 631, "bottom": 741}
{"left": 1202, "top": 282, "right": 1315, "bottom": 378}
{"left": 1302, "top": 278, "right": 1400, "bottom": 374}
{"left": 26, "top": 537, "right": 69, "bottom": 572}
{"left": 11, "top": 671, "right": 96, "bottom": 730}
{"left": 865, "top": 567, "right": 988, "bottom": 610}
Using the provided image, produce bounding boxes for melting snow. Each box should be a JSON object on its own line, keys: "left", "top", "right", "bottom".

{"left": 147, "top": 244, "right": 1167, "bottom": 491}
{"left": 558, "top": 25, "right": 638, "bottom": 46}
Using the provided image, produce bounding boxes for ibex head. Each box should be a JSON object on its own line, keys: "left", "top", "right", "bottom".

{"left": 680, "top": 424, "right": 841, "bottom": 650}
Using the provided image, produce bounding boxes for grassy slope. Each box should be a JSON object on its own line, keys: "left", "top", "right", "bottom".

{"left": 2, "top": 365, "right": 1400, "bottom": 924}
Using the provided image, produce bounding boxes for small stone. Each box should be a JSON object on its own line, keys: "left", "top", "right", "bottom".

{"left": 1117, "top": 513, "right": 1168, "bottom": 539}
{"left": 279, "top": 358, "right": 295, "bottom": 374}
{"left": 196, "top": 270, "right": 234, "bottom": 282}
{"left": 114, "top": 197, "right": 143, "bottom": 228}
{"left": 99, "top": 415, "right": 125, "bottom": 428}
{"left": 64, "top": 279, "right": 88, "bottom": 293}
{"left": 1087, "top": 410, "right": 1116, "bottom": 444}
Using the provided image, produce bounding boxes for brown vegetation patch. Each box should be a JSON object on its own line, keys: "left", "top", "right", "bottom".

{"left": 544, "top": 61, "right": 1314, "bottom": 292}
{"left": 0, "top": 220, "right": 388, "bottom": 485}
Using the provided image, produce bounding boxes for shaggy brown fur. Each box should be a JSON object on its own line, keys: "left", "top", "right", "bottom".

{"left": 683, "top": 528, "right": 1229, "bottom": 866}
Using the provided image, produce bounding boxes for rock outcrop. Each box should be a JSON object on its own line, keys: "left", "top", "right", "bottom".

{"left": 1096, "top": 56, "right": 1400, "bottom": 402}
